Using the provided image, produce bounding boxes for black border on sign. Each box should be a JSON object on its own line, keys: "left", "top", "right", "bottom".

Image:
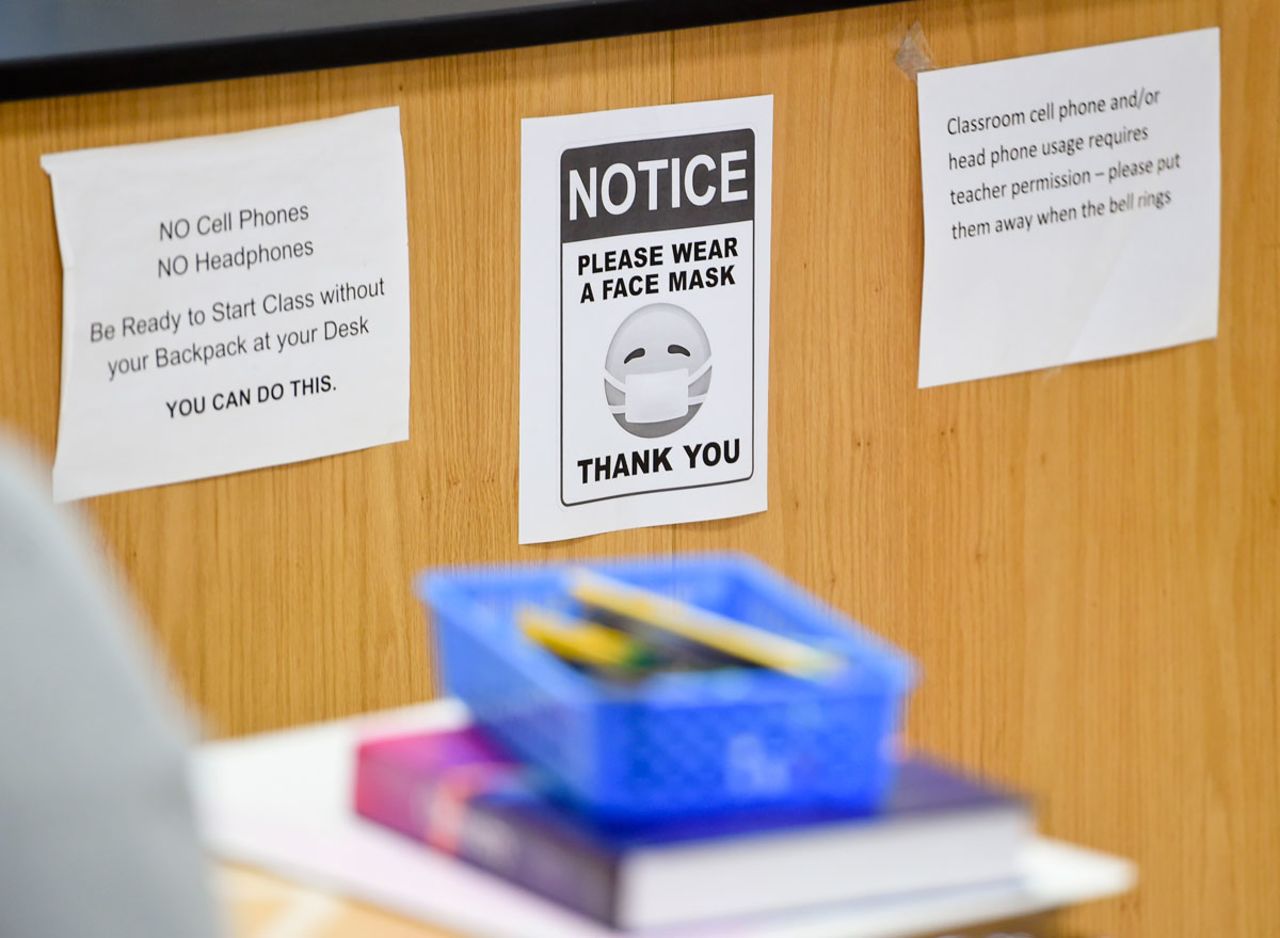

{"left": 559, "top": 215, "right": 756, "bottom": 509}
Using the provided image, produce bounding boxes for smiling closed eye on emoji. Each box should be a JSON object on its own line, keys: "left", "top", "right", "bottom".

{"left": 603, "top": 302, "right": 712, "bottom": 439}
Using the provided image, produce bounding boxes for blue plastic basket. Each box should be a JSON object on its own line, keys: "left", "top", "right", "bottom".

{"left": 419, "top": 554, "right": 915, "bottom": 820}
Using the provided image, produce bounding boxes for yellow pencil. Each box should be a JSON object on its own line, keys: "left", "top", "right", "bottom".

{"left": 567, "top": 569, "right": 844, "bottom": 680}
{"left": 518, "top": 605, "right": 658, "bottom": 674}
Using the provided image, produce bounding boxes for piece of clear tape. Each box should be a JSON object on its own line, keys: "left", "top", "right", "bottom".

{"left": 895, "top": 21, "right": 936, "bottom": 83}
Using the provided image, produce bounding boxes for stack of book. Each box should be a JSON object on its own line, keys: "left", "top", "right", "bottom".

{"left": 354, "top": 725, "right": 1032, "bottom": 931}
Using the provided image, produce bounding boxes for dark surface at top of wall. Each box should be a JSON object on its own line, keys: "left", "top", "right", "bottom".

{"left": 0, "top": 0, "right": 898, "bottom": 102}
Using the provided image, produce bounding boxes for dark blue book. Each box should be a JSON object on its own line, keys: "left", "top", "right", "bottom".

{"left": 355, "top": 728, "right": 1030, "bottom": 930}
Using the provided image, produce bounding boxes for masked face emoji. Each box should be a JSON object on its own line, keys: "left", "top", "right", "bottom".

{"left": 603, "top": 303, "right": 712, "bottom": 438}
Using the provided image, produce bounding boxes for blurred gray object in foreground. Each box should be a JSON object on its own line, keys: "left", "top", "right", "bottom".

{"left": 0, "top": 438, "right": 221, "bottom": 938}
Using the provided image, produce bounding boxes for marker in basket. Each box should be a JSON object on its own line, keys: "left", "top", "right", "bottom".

{"left": 518, "top": 606, "right": 660, "bottom": 677}
{"left": 567, "top": 570, "right": 845, "bottom": 680}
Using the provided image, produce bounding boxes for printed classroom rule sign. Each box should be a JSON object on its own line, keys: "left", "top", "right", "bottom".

{"left": 917, "top": 29, "right": 1220, "bottom": 387}
{"left": 520, "top": 97, "right": 772, "bottom": 543}
{"left": 42, "top": 108, "right": 410, "bottom": 501}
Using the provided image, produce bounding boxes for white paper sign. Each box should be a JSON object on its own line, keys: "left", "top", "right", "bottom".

{"left": 42, "top": 108, "right": 410, "bottom": 500}
{"left": 917, "top": 29, "right": 1220, "bottom": 387}
{"left": 520, "top": 97, "right": 772, "bottom": 544}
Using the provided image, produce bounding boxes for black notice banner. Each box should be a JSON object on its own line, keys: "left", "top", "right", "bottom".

{"left": 560, "top": 130, "right": 755, "bottom": 243}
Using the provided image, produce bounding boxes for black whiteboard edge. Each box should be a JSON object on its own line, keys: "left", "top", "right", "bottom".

{"left": 0, "top": 0, "right": 901, "bottom": 103}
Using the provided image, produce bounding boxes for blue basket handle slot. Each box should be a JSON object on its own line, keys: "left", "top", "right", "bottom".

{"left": 724, "top": 732, "right": 793, "bottom": 796}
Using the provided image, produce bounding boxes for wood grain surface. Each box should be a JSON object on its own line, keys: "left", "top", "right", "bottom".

{"left": 1, "top": 2, "right": 1276, "bottom": 936}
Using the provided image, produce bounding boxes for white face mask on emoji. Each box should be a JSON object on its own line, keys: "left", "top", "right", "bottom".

{"left": 604, "top": 359, "right": 711, "bottom": 424}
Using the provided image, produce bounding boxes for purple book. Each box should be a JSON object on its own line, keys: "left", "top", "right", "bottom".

{"left": 354, "top": 727, "right": 1029, "bottom": 930}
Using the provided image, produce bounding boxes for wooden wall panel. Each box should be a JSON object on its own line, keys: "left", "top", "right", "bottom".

{"left": 1, "top": 2, "right": 1276, "bottom": 935}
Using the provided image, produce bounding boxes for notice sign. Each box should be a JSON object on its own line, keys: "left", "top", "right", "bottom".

{"left": 42, "top": 108, "right": 410, "bottom": 501}
{"left": 519, "top": 97, "right": 772, "bottom": 543}
{"left": 917, "top": 29, "right": 1220, "bottom": 387}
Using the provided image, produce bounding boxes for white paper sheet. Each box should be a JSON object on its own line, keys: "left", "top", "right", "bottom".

{"left": 519, "top": 97, "right": 772, "bottom": 543}
{"left": 916, "top": 29, "right": 1220, "bottom": 388}
{"left": 193, "top": 701, "right": 1137, "bottom": 938}
{"left": 41, "top": 107, "right": 411, "bottom": 500}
